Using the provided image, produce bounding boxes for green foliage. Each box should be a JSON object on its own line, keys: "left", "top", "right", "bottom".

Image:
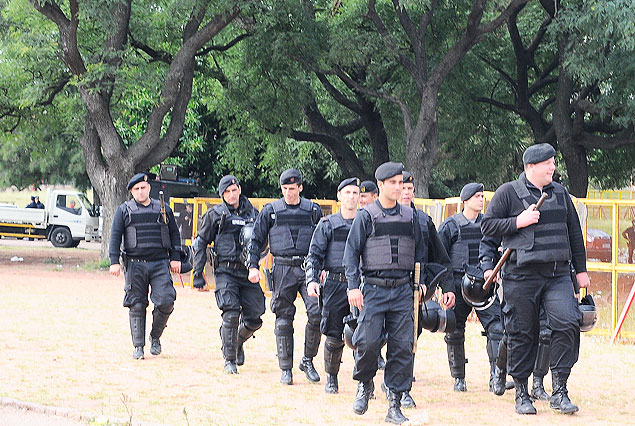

{"left": 552, "top": 0, "right": 635, "bottom": 128}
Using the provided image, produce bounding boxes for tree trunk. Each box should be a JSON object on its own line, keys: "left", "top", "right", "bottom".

{"left": 405, "top": 90, "right": 439, "bottom": 198}
{"left": 553, "top": 38, "right": 588, "bottom": 198}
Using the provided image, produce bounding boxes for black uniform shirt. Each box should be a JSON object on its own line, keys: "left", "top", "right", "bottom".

{"left": 192, "top": 195, "right": 258, "bottom": 276}
{"left": 344, "top": 201, "right": 445, "bottom": 291}
{"left": 305, "top": 214, "right": 353, "bottom": 284}
{"left": 247, "top": 198, "right": 322, "bottom": 268}
{"left": 481, "top": 174, "right": 586, "bottom": 275}
{"left": 109, "top": 199, "right": 181, "bottom": 265}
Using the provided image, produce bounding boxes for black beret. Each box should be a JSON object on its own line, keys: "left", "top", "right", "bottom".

{"left": 360, "top": 180, "right": 378, "bottom": 194}
{"left": 218, "top": 175, "right": 240, "bottom": 196}
{"left": 127, "top": 173, "right": 150, "bottom": 190}
{"left": 279, "top": 168, "right": 302, "bottom": 186}
{"left": 337, "top": 177, "right": 360, "bottom": 192}
{"left": 403, "top": 171, "right": 414, "bottom": 185}
{"left": 374, "top": 161, "right": 404, "bottom": 181}
{"left": 523, "top": 143, "right": 556, "bottom": 164}
{"left": 30, "top": 196, "right": 35, "bottom": 200}
{"left": 460, "top": 182, "right": 484, "bottom": 201}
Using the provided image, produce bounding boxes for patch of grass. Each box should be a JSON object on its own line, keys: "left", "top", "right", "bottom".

{"left": 81, "top": 259, "right": 111, "bottom": 271}
{"left": 43, "top": 256, "right": 63, "bottom": 264}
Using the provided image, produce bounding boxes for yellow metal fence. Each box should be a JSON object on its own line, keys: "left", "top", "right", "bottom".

{"left": 171, "top": 195, "right": 635, "bottom": 341}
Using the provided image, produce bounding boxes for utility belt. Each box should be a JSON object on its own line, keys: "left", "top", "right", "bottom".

{"left": 324, "top": 271, "right": 347, "bottom": 283}
{"left": 128, "top": 257, "right": 167, "bottom": 263}
{"left": 274, "top": 256, "right": 305, "bottom": 267}
{"left": 364, "top": 275, "right": 411, "bottom": 288}
{"left": 217, "top": 261, "right": 246, "bottom": 271}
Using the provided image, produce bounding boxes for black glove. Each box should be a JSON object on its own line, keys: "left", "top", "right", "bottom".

{"left": 192, "top": 274, "right": 206, "bottom": 289}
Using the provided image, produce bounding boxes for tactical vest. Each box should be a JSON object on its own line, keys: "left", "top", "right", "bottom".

{"left": 361, "top": 201, "right": 415, "bottom": 271}
{"left": 269, "top": 198, "right": 318, "bottom": 256}
{"left": 503, "top": 179, "right": 571, "bottom": 266}
{"left": 123, "top": 199, "right": 171, "bottom": 251}
{"left": 213, "top": 202, "right": 257, "bottom": 263}
{"left": 323, "top": 213, "right": 352, "bottom": 273}
{"left": 448, "top": 213, "right": 482, "bottom": 272}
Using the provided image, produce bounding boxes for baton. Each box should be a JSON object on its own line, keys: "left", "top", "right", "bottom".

{"left": 483, "top": 192, "right": 548, "bottom": 292}
{"left": 413, "top": 262, "right": 421, "bottom": 354}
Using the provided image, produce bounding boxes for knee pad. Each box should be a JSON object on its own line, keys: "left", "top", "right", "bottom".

{"left": 487, "top": 321, "right": 504, "bottom": 341}
{"left": 307, "top": 314, "right": 321, "bottom": 328}
{"left": 130, "top": 303, "right": 146, "bottom": 314}
{"left": 222, "top": 310, "right": 240, "bottom": 327}
{"left": 243, "top": 318, "right": 263, "bottom": 332}
{"left": 156, "top": 303, "right": 174, "bottom": 316}
{"left": 325, "top": 336, "right": 345, "bottom": 351}
{"left": 275, "top": 317, "right": 293, "bottom": 336}
{"left": 445, "top": 330, "right": 464, "bottom": 346}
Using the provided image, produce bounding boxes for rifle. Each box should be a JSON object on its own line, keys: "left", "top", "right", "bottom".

{"left": 482, "top": 192, "right": 548, "bottom": 293}
{"left": 413, "top": 262, "right": 421, "bottom": 354}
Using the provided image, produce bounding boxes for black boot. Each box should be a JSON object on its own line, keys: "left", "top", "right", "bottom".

{"left": 299, "top": 356, "right": 320, "bottom": 383}
{"left": 454, "top": 378, "right": 467, "bottom": 392}
{"left": 149, "top": 336, "right": 161, "bottom": 356}
{"left": 129, "top": 305, "right": 146, "bottom": 359}
{"left": 353, "top": 380, "right": 374, "bottom": 415}
{"left": 491, "top": 365, "right": 507, "bottom": 396}
{"left": 149, "top": 304, "right": 173, "bottom": 356}
{"left": 400, "top": 391, "right": 416, "bottom": 408}
{"left": 302, "top": 317, "right": 321, "bottom": 382}
{"left": 550, "top": 372, "right": 579, "bottom": 414}
{"left": 236, "top": 321, "right": 260, "bottom": 366}
{"left": 280, "top": 369, "right": 293, "bottom": 385}
{"left": 514, "top": 378, "right": 537, "bottom": 415}
{"left": 224, "top": 360, "right": 238, "bottom": 375}
{"left": 385, "top": 390, "right": 409, "bottom": 424}
{"left": 133, "top": 346, "right": 144, "bottom": 360}
{"left": 324, "top": 337, "right": 344, "bottom": 394}
{"left": 325, "top": 374, "right": 338, "bottom": 394}
{"left": 531, "top": 375, "right": 550, "bottom": 401}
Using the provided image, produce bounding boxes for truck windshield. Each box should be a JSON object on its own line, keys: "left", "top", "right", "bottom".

{"left": 79, "top": 194, "right": 96, "bottom": 217}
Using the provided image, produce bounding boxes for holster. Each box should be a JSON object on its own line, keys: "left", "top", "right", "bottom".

{"left": 207, "top": 248, "right": 218, "bottom": 273}
{"left": 120, "top": 252, "right": 129, "bottom": 272}
{"left": 318, "top": 280, "right": 324, "bottom": 311}
{"left": 570, "top": 263, "right": 580, "bottom": 295}
{"left": 264, "top": 267, "right": 273, "bottom": 292}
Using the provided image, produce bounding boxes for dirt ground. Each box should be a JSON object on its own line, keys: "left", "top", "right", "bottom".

{"left": 0, "top": 240, "right": 634, "bottom": 426}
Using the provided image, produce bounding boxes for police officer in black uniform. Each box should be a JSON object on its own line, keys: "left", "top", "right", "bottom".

{"left": 305, "top": 177, "right": 360, "bottom": 394}
{"left": 344, "top": 162, "right": 456, "bottom": 424}
{"left": 359, "top": 180, "right": 378, "bottom": 208}
{"left": 109, "top": 173, "right": 182, "bottom": 360}
{"left": 389, "top": 171, "right": 453, "bottom": 409}
{"left": 438, "top": 183, "right": 504, "bottom": 393}
{"left": 480, "top": 144, "right": 589, "bottom": 415}
{"left": 191, "top": 175, "right": 265, "bottom": 374}
{"left": 247, "top": 168, "right": 323, "bottom": 385}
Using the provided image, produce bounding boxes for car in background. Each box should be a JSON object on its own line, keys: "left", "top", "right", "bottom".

{"left": 586, "top": 229, "right": 612, "bottom": 262}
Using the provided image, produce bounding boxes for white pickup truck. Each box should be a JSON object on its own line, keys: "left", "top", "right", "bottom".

{"left": 0, "top": 190, "right": 100, "bottom": 247}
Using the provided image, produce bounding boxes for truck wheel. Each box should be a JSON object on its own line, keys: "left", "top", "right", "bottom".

{"left": 51, "top": 227, "right": 72, "bottom": 248}
{"left": 69, "top": 240, "right": 81, "bottom": 248}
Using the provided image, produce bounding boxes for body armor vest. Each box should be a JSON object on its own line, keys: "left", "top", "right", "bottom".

{"left": 213, "top": 201, "right": 257, "bottom": 263}
{"left": 123, "top": 199, "right": 171, "bottom": 250}
{"left": 448, "top": 213, "right": 482, "bottom": 272}
{"left": 269, "top": 198, "right": 318, "bottom": 256}
{"left": 361, "top": 201, "right": 415, "bottom": 271}
{"left": 503, "top": 179, "right": 571, "bottom": 266}
{"left": 323, "top": 213, "right": 351, "bottom": 273}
